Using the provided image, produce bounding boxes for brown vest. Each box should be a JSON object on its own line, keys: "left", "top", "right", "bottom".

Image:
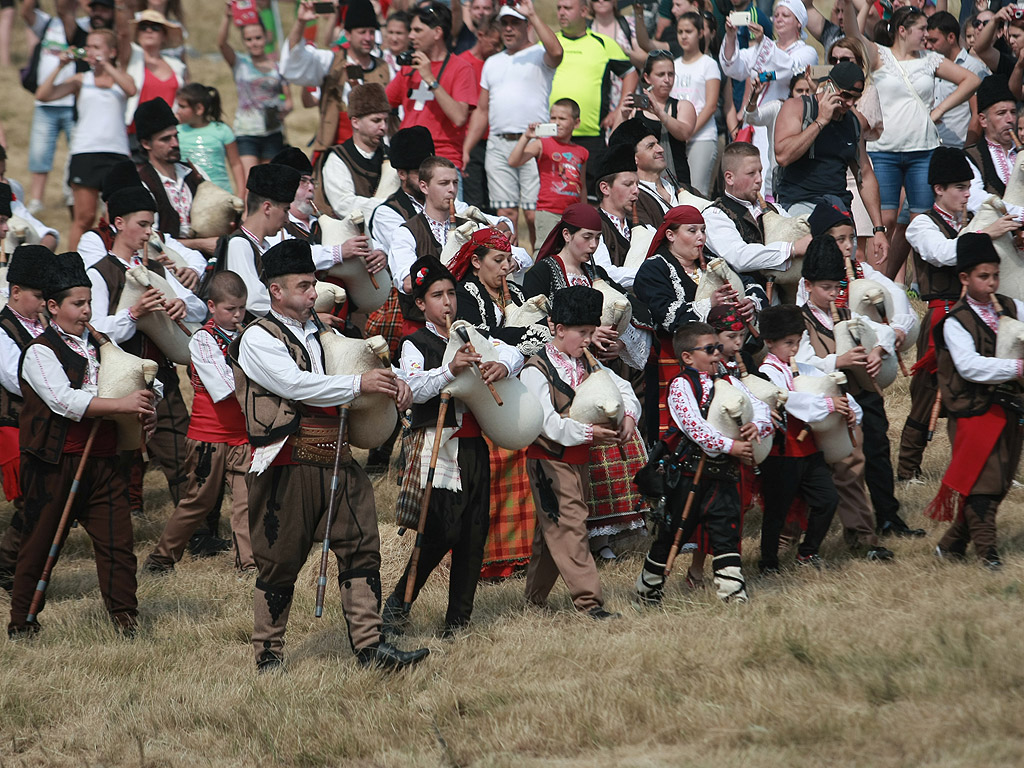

{"left": 229, "top": 314, "right": 324, "bottom": 446}
{"left": 710, "top": 194, "right": 773, "bottom": 247}
{"left": 313, "top": 139, "right": 384, "bottom": 216}
{"left": 634, "top": 186, "right": 668, "bottom": 228}
{"left": 137, "top": 161, "right": 203, "bottom": 239}
{"left": 522, "top": 349, "right": 583, "bottom": 461}
{"left": 800, "top": 303, "right": 864, "bottom": 397}
{"left": 599, "top": 211, "right": 631, "bottom": 268}
{"left": 936, "top": 295, "right": 1022, "bottom": 418}
{"left": 91, "top": 255, "right": 171, "bottom": 364}
{"left": 0, "top": 307, "right": 35, "bottom": 428}
{"left": 18, "top": 328, "right": 111, "bottom": 463}
{"left": 965, "top": 142, "right": 1006, "bottom": 198}
{"left": 913, "top": 209, "right": 964, "bottom": 302}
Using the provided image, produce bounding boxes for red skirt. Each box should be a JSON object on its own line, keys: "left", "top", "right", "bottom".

{"left": 585, "top": 431, "right": 648, "bottom": 537}
{"left": 480, "top": 439, "right": 536, "bottom": 578}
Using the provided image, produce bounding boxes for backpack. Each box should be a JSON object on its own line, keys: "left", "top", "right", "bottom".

{"left": 19, "top": 18, "right": 54, "bottom": 94}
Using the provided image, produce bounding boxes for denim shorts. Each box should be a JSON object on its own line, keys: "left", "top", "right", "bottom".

{"left": 28, "top": 104, "right": 76, "bottom": 174}
{"left": 868, "top": 149, "right": 935, "bottom": 213}
{"left": 235, "top": 131, "right": 286, "bottom": 161}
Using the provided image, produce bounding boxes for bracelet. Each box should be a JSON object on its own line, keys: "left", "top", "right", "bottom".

{"left": 814, "top": 120, "right": 826, "bottom": 131}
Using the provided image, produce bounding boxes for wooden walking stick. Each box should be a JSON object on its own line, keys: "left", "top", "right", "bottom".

{"left": 314, "top": 402, "right": 352, "bottom": 618}
{"left": 927, "top": 389, "right": 942, "bottom": 442}
{"left": 663, "top": 452, "right": 706, "bottom": 578}
{"left": 26, "top": 419, "right": 102, "bottom": 624}
{"left": 403, "top": 391, "right": 452, "bottom": 611}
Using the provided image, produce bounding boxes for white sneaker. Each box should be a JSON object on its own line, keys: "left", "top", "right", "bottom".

{"left": 27, "top": 199, "right": 43, "bottom": 215}
{"left": 597, "top": 546, "right": 617, "bottom": 561}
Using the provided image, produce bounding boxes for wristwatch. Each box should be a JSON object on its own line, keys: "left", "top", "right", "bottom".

{"left": 427, "top": 80, "right": 440, "bottom": 91}
{"left": 872, "top": 225, "right": 886, "bottom": 234}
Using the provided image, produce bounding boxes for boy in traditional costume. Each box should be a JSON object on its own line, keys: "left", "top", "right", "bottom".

{"left": 929, "top": 233, "right": 1024, "bottom": 570}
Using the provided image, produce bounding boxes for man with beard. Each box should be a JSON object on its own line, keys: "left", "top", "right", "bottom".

{"left": 134, "top": 97, "right": 219, "bottom": 257}
{"left": 317, "top": 83, "right": 391, "bottom": 220}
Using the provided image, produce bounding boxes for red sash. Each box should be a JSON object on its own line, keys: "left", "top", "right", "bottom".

{"left": 924, "top": 405, "right": 1007, "bottom": 521}
{"left": 911, "top": 299, "right": 956, "bottom": 376}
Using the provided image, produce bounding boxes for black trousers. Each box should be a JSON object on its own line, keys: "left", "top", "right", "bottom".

{"left": 897, "top": 368, "right": 939, "bottom": 480}
{"left": 574, "top": 135, "right": 607, "bottom": 203}
{"left": 759, "top": 453, "right": 838, "bottom": 568}
{"left": 858, "top": 391, "right": 900, "bottom": 523}
{"left": 389, "top": 436, "right": 491, "bottom": 629}
{"left": 648, "top": 473, "right": 742, "bottom": 566}
{"left": 462, "top": 143, "right": 491, "bottom": 213}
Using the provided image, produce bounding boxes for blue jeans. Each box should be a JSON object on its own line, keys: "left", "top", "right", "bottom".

{"left": 28, "top": 104, "right": 76, "bottom": 175}
{"left": 868, "top": 149, "right": 935, "bottom": 213}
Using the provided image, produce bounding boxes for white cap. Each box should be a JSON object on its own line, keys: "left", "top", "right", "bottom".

{"left": 498, "top": 5, "right": 527, "bottom": 21}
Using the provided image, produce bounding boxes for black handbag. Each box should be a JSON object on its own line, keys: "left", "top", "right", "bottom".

{"left": 633, "top": 438, "right": 687, "bottom": 498}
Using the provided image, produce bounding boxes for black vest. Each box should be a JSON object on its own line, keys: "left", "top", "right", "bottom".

{"left": 913, "top": 209, "right": 964, "bottom": 301}
{"left": 402, "top": 328, "right": 458, "bottom": 430}
{"left": 0, "top": 307, "right": 35, "bottom": 427}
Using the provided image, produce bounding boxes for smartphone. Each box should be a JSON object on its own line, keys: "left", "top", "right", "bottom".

{"left": 312, "top": 1, "right": 336, "bottom": 14}
{"left": 535, "top": 123, "right": 558, "bottom": 137}
{"left": 820, "top": 78, "right": 838, "bottom": 96}
{"left": 231, "top": 0, "right": 259, "bottom": 27}
{"left": 808, "top": 64, "right": 832, "bottom": 80}
{"left": 757, "top": 71, "right": 776, "bottom": 83}
{"left": 728, "top": 10, "right": 751, "bottom": 27}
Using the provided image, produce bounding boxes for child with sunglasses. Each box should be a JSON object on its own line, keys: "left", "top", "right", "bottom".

{"left": 634, "top": 321, "right": 771, "bottom": 606}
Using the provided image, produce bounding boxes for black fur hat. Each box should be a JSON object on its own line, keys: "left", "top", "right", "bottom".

{"left": 102, "top": 159, "right": 143, "bottom": 203}
{"left": 976, "top": 74, "right": 1015, "bottom": 113}
{"left": 957, "top": 232, "right": 1000, "bottom": 272}
{"left": 595, "top": 141, "right": 638, "bottom": 182}
{"left": 0, "top": 183, "right": 11, "bottom": 218}
{"left": 269, "top": 146, "right": 313, "bottom": 177}
{"left": 107, "top": 186, "right": 157, "bottom": 222}
{"left": 928, "top": 146, "right": 973, "bottom": 186}
{"left": 550, "top": 285, "right": 603, "bottom": 327}
{"left": 389, "top": 126, "right": 434, "bottom": 171}
{"left": 608, "top": 117, "right": 657, "bottom": 151}
{"left": 6, "top": 244, "right": 53, "bottom": 291}
{"left": 247, "top": 163, "right": 301, "bottom": 204}
{"left": 758, "top": 304, "right": 806, "bottom": 342}
{"left": 344, "top": 0, "right": 379, "bottom": 30}
{"left": 262, "top": 239, "right": 315, "bottom": 280}
{"left": 801, "top": 235, "right": 845, "bottom": 282}
{"left": 45, "top": 252, "right": 91, "bottom": 300}
{"left": 409, "top": 255, "right": 455, "bottom": 302}
{"left": 134, "top": 97, "right": 177, "bottom": 141}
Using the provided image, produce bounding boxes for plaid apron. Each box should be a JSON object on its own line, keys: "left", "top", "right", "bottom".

{"left": 480, "top": 437, "right": 535, "bottom": 571}
{"left": 366, "top": 287, "right": 405, "bottom": 358}
{"left": 585, "top": 431, "right": 649, "bottom": 537}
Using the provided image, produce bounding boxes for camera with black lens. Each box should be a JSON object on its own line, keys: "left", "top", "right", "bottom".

{"left": 396, "top": 49, "right": 416, "bottom": 66}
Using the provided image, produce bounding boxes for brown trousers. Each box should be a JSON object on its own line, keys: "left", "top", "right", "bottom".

{"left": 830, "top": 423, "right": 881, "bottom": 548}
{"left": 9, "top": 453, "right": 137, "bottom": 632}
{"left": 128, "top": 367, "right": 191, "bottom": 510}
{"left": 938, "top": 415, "right": 1024, "bottom": 558}
{"left": 524, "top": 458, "right": 603, "bottom": 612}
{"left": 247, "top": 459, "right": 383, "bottom": 663}
{"left": 146, "top": 440, "right": 253, "bottom": 570}
{"left": 0, "top": 498, "right": 24, "bottom": 575}
{"left": 897, "top": 368, "right": 941, "bottom": 480}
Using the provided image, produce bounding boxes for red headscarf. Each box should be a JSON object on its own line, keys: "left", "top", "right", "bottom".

{"left": 535, "top": 203, "right": 604, "bottom": 262}
{"left": 644, "top": 205, "right": 705, "bottom": 260}
{"left": 447, "top": 227, "right": 512, "bottom": 280}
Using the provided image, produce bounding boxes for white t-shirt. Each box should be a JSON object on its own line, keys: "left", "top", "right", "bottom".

{"left": 867, "top": 47, "right": 944, "bottom": 153}
{"left": 70, "top": 73, "right": 129, "bottom": 157}
{"left": 31, "top": 11, "right": 90, "bottom": 109}
{"left": 671, "top": 54, "right": 720, "bottom": 143}
{"left": 934, "top": 48, "right": 989, "bottom": 149}
{"left": 480, "top": 44, "right": 556, "bottom": 134}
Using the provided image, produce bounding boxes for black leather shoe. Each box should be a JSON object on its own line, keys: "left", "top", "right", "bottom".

{"left": 256, "top": 650, "right": 284, "bottom": 673}
{"left": 878, "top": 518, "right": 926, "bottom": 538}
{"left": 982, "top": 553, "right": 1003, "bottom": 571}
{"left": 356, "top": 641, "right": 429, "bottom": 670}
{"left": 381, "top": 595, "right": 410, "bottom": 636}
{"left": 866, "top": 546, "right": 895, "bottom": 562}
{"left": 188, "top": 533, "right": 232, "bottom": 558}
{"left": 587, "top": 607, "right": 621, "bottom": 620}
{"left": 8, "top": 621, "right": 41, "bottom": 640}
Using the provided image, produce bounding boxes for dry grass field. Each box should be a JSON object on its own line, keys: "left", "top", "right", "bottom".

{"left": 4, "top": 1, "right": 1024, "bottom": 766}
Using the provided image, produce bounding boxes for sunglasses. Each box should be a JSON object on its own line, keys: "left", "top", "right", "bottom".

{"left": 647, "top": 49, "right": 674, "bottom": 60}
{"left": 838, "top": 88, "right": 862, "bottom": 101}
{"left": 687, "top": 343, "right": 724, "bottom": 355}
{"left": 829, "top": 55, "right": 855, "bottom": 64}
{"left": 138, "top": 21, "right": 165, "bottom": 32}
